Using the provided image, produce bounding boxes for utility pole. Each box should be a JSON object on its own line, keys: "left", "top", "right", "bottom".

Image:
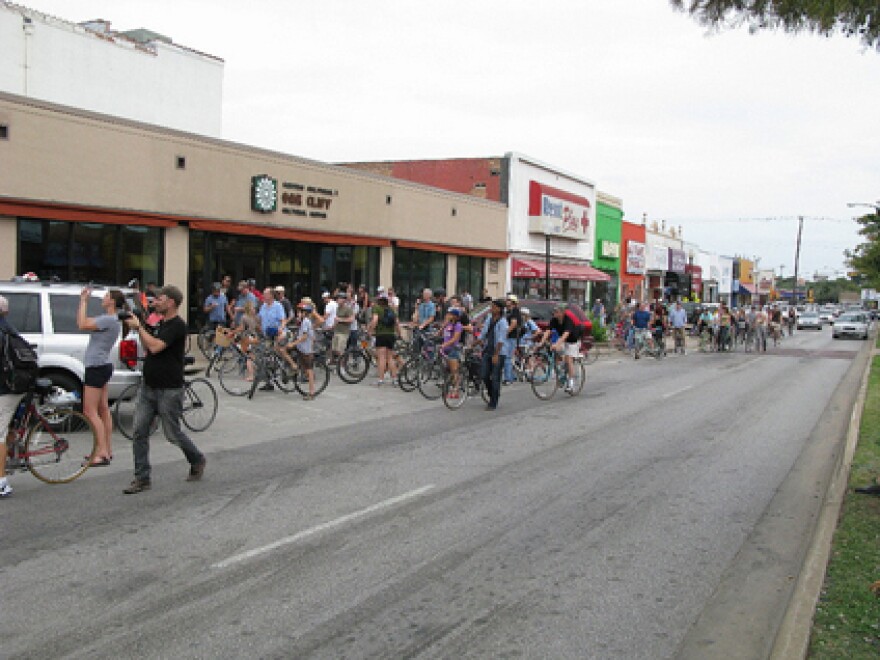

{"left": 793, "top": 216, "right": 804, "bottom": 306}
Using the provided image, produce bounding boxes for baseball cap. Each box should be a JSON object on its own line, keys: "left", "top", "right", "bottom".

{"left": 298, "top": 296, "right": 314, "bottom": 308}
{"left": 274, "top": 285, "right": 285, "bottom": 293}
{"left": 321, "top": 291, "right": 330, "bottom": 299}
{"left": 449, "top": 308, "right": 462, "bottom": 317}
{"left": 507, "top": 294, "right": 518, "bottom": 303}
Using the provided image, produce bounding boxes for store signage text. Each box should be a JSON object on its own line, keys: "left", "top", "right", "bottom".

{"left": 626, "top": 241, "right": 646, "bottom": 274}
{"left": 668, "top": 248, "right": 686, "bottom": 273}
{"left": 527, "top": 180, "right": 591, "bottom": 240}
{"left": 601, "top": 240, "right": 620, "bottom": 259}
{"left": 250, "top": 175, "right": 337, "bottom": 219}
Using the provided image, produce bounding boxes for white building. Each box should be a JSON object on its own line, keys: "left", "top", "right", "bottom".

{"left": 0, "top": 2, "right": 223, "bottom": 136}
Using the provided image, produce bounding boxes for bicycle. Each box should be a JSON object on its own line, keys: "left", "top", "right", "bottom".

{"left": 529, "top": 344, "right": 585, "bottom": 400}
{"left": 114, "top": 370, "right": 218, "bottom": 439}
{"left": 250, "top": 336, "right": 331, "bottom": 399}
{"left": 442, "top": 347, "right": 490, "bottom": 409}
{"left": 5, "top": 378, "right": 98, "bottom": 484}
{"left": 634, "top": 328, "right": 665, "bottom": 360}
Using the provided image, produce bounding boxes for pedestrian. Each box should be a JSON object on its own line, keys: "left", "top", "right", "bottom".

{"left": 333, "top": 292, "right": 355, "bottom": 360}
{"left": 0, "top": 295, "right": 20, "bottom": 497}
{"left": 203, "top": 282, "right": 227, "bottom": 332}
{"left": 480, "top": 299, "right": 509, "bottom": 411}
{"left": 287, "top": 299, "right": 318, "bottom": 400}
{"left": 669, "top": 300, "right": 687, "bottom": 354}
{"left": 503, "top": 294, "right": 522, "bottom": 385}
{"left": 77, "top": 286, "right": 127, "bottom": 466}
{"left": 592, "top": 298, "right": 606, "bottom": 327}
{"left": 121, "top": 285, "right": 206, "bottom": 494}
{"left": 274, "top": 285, "right": 294, "bottom": 324}
{"left": 461, "top": 290, "right": 473, "bottom": 312}
{"left": 369, "top": 291, "right": 400, "bottom": 386}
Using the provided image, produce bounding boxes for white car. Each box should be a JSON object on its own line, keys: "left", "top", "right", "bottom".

{"left": 831, "top": 312, "right": 869, "bottom": 340}
{"left": 818, "top": 309, "right": 835, "bottom": 325}
{"left": 797, "top": 311, "right": 822, "bottom": 330}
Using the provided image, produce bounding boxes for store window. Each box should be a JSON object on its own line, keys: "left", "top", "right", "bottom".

{"left": 393, "top": 247, "right": 446, "bottom": 321}
{"left": 456, "top": 256, "right": 484, "bottom": 299}
{"left": 18, "top": 218, "right": 163, "bottom": 286}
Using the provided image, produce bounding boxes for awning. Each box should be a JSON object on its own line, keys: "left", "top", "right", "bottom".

{"left": 739, "top": 282, "right": 757, "bottom": 295}
{"left": 511, "top": 258, "right": 611, "bottom": 282}
{"left": 188, "top": 219, "right": 390, "bottom": 247}
{"left": 0, "top": 198, "right": 179, "bottom": 228}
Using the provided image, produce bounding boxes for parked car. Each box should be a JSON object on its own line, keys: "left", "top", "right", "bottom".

{"left": 0, "top": 280, "right": 143, "bottom": 402}
{"left": 470, "top": 299, "right": 593, "bottom": 351}
{"left": 831, "top": 312, "right": 869, "bottom": 340}
{"left": 818, "top": 309, "right": 835, "bottom": 325}
{"left": 797, "top": 311, "right": 822, "bottom": 330}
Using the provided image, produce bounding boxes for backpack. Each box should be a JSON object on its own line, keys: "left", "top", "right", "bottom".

{"left": 380, "top": 307, "right": 396, "bottom": 328}
{"left": 564, "top": 309, "right": 586, "bottom": 341}
{"left": 1, "top": 328, "right": 39, "bottom": 394}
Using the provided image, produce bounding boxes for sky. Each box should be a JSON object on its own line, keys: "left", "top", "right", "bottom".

{"left": 19, "top": 0, "right": 880, "bottom": 278}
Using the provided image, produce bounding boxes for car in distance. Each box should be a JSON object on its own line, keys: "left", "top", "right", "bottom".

{"left": 0, "top": 280, "right": 143, "bottom": 402}
{"left": 797, "top": 311, "right": 822, "bottom": 330}
{"left": 818, "top": 309, "right": 835, "bottom": 325}
{"left": 831, "top": 312, "right": 869, "bottom": 340}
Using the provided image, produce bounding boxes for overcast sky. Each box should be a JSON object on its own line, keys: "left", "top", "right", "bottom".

{"left": 23, "top": 0, "right": 880, "bottom": 278}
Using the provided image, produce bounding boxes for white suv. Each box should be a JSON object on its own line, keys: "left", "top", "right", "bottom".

{"left": 0, "top": 281, "right": 143, "bottom": 400}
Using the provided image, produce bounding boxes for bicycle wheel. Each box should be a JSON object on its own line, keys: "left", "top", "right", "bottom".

{"left": 26, "top": 408, "right": 96, "bottom": 484}
{"left": 274, "top": 355, "right": 299, "bottom": 394}
{"left": 113, "top": 383, "right": 159, "bottom": 440}
{"left": 218, "top": 354, "right": 252, "bottom": 396}
{"left": 338, "top": 348, "right": 369, "bottom": 384}
{"left": 197, "top": 327, "right": 215, "bottom": 360}
{"left": 567, "top": 359, "right": 586, "bottom": 396}
{"left": 295, "top": 356, "right": 331, "bottom": 397}
{"left": 442, "top": 373, "right": 468, "bottom": 410}
{"left": 417, "top": 359, "right": 444, "bottom": 400}
{"left": 397, "top": 356, "right": 420, "bottom": 392}
{"left": 181, "top": 378, "right": 218, "bottom": 432}
{"left": 530, "top": 353, "right": 558, "bottom": 400}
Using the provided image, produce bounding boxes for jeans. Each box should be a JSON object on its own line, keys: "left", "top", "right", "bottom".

{"left": 503, "top": 338, "right": 518, "bottom": 382}
{"left": 132, "top": 384, "right": 204, "bottom": 481}
{"left": 481, "top": 352, "right": 505, "bottom": 408}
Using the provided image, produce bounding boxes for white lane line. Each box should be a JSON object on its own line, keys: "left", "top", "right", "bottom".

{"left": 211, "top": 484, "right": 436, "bottom": 569}
{"left": 663, "top": 385, "right": 694, "bottom": 399}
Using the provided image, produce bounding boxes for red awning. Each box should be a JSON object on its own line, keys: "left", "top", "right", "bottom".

{"left": 511, "top": 258, "right": 611, "bottom": 282}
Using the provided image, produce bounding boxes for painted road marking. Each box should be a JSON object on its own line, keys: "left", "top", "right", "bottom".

{"left": 211, "top": 484, "right": 436, "bottom": 569}
{"left": 663, "top": 385, "right": 694, "bottom": 399}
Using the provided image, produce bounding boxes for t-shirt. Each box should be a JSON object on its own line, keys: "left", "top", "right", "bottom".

{"left": 0, "top": 317, "right": 18, "bottom": 396}
{"left": 297, "top": 317, "right": 315, "bottom": 354}
{"left": 549, "top": 315, "right": 579, "bottom": 343}
{"left": 203, "top": 293, "right": 227, "bottom": 323}
{"left": 633, "top": 310, "right": 651, "bottom": 329}
{"left": 335, "top": 301, "right": 355, "bottom": 335}
{"left": 373, "top": 304, "right": 397, "bottom": 337}
{"left": 323, "top": 300, "right": 338, "bottom": 330}
{"left": 84, "top": 314, "right": 121, "bottom": 367}
{"left": 442, "top": 321, "right": 463, "bottom": 351}
{"left": 143, "top": 316, "right": 187, "bottom": 389}
{"left": 258, "top": 301, "right": 285, "bottom": 335}
{"left": 417, "top": 300, "right": 436, "bottom": 325}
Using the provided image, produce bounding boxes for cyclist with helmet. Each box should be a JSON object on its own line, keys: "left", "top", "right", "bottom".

{"left": 537, "top": 304, "right": 581, "bottom": 392}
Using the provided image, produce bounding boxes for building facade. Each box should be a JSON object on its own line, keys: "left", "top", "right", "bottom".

{"left": 594, "top": 192, "right": 623, "bottom": 309}
{"left": 0, "top": 2, "right": 223, "bottom": 136}
{"left": 342, "top": 153, "right": 611, "bottom": 306}
{"left": 0, "top": 93, "right": 508, "bottom": 325}
{"left": 620, "top": 221, "right": 646, "bottom": 302}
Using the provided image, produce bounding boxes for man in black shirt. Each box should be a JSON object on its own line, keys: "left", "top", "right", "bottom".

{"left": 122, "top": 285, "right": 206, "bottom": 494}
{"left": 503, "top": 294, "right": 522, "bottom": 385}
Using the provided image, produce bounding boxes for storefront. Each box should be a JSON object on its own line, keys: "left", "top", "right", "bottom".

{"left": 0, "top": 92, "right": 509, "bottom": 326}
{"left": 510, "top": 257, "right": 609, "bottom": 304}
{"left": 593, "top": 193, "right": 622, "bottom": 311}
{"left": 620, "top": 221, "right": 646, "bottom": 303}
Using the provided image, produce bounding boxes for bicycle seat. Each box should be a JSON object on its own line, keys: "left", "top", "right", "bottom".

{"left": 184, "top": 355, "right": 196, "bottom": 366}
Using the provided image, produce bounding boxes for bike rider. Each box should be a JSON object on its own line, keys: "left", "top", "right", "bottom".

{"left": 0, "top": 295, "right": 18, "bottom": 497}
{"left": 631, "top": 302, "right": 653, "bottom": 359}
{"left": 541, "top": 304, "right": 582, "bottom": 392}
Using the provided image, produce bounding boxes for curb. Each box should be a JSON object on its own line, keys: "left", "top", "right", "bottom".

{"left": 769, "top": 340, "right": 876, "bottom": 659}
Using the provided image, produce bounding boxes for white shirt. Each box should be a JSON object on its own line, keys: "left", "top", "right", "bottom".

{"left": 323, "top": 299, "right": 338, "bottom": 330}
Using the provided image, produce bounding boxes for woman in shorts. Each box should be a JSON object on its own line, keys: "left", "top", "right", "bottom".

{"left": 439, "top": 308, "right": 464, "bottom": 396}
{"left": 369, "top": 292, "right": 400, "bottom": 386}
{"left": 77, "top": 287, "right": 127, "bottom": 466}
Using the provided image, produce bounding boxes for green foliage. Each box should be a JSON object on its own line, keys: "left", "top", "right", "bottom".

{"left": 670, "top": 1, "right": 880, "bottom": 50}
{"left": 809, "top": 356, "right": 880, "bottom": 658}
{"left": 847, "top": 212, "right": 880, "bottom": 288}
{"left": 588, "top": 314, "right": 608, "bottom": 342}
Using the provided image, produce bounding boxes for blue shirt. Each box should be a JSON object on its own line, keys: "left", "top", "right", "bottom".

{"left": 417, "top": 300, "right": 436, "bottom": 325}
{"left": 669, "top": 307, "right": 687, "bottom": 329}
{"left": 480, "top": 315, "right": 511, "bottom": 357}
{"left": 297, "top": 317, "right": 315, "bottom": 354}
{"left": 633, "top": 310, "right": 651, "bottom": 329}
{"left": 258, "top": 301, "right": 285, "bottom": 334}
{"left": 204, "top": 293, "right": 227, "bottom": 323}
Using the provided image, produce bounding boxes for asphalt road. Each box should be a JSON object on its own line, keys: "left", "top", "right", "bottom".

{"left": 0, "top": 326, "right": 868, "bottom": 659}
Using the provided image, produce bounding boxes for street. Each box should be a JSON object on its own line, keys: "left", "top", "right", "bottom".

{"left": 0, "top": 328, "right": 868, "bottom": 659}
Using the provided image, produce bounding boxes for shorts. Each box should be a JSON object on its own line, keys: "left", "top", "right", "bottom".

{"left": 297, "top": 351, "right": 314, "bottom": 370}
{"left": 265, "top": 326, "right": 279, "bottom": 340}
{"left": 374, "top": 334, "right": 395, "bottom": 350}
{"left": 332, "top": 333, "right": 349, "bottom": 354}
{"left": 84, "top": 363, "right": 113, "bottom": 388}
{"left": 444, "top": 347, "right": 461, "bottom": 361}
{"left": 0, "top": 393, "right": 21, "bottom": 430}
{"left": 562, "top": 342, "right": 580, "bottom": 358}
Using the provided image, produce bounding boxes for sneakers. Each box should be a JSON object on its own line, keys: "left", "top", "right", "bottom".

{"left": 0, "top": 479, "right": 12, "bottom": 498}
{"left": 375, "top": 378, "right": 385, "bottom": 386}
{"left": 123, "top": 478, "right": 151, "bottom": 494}
{"left": 187, "top": 458, "right": 207, "bottom": 482}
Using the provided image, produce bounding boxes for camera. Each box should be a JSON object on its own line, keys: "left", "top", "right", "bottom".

{"left": 117, "top": 311, "right": 133, "bottom": 321}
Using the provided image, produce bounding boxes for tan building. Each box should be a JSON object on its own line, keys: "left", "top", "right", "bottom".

{"left": 0, "top": 92, "right": 508, "bottom": 322}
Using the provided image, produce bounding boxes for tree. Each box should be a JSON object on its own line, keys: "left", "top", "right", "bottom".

{"left": 670, "top": 1, "right": 880, "bottom": 50}
{"left": 846, "top": 211, "right": 880, "bottom": 287}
